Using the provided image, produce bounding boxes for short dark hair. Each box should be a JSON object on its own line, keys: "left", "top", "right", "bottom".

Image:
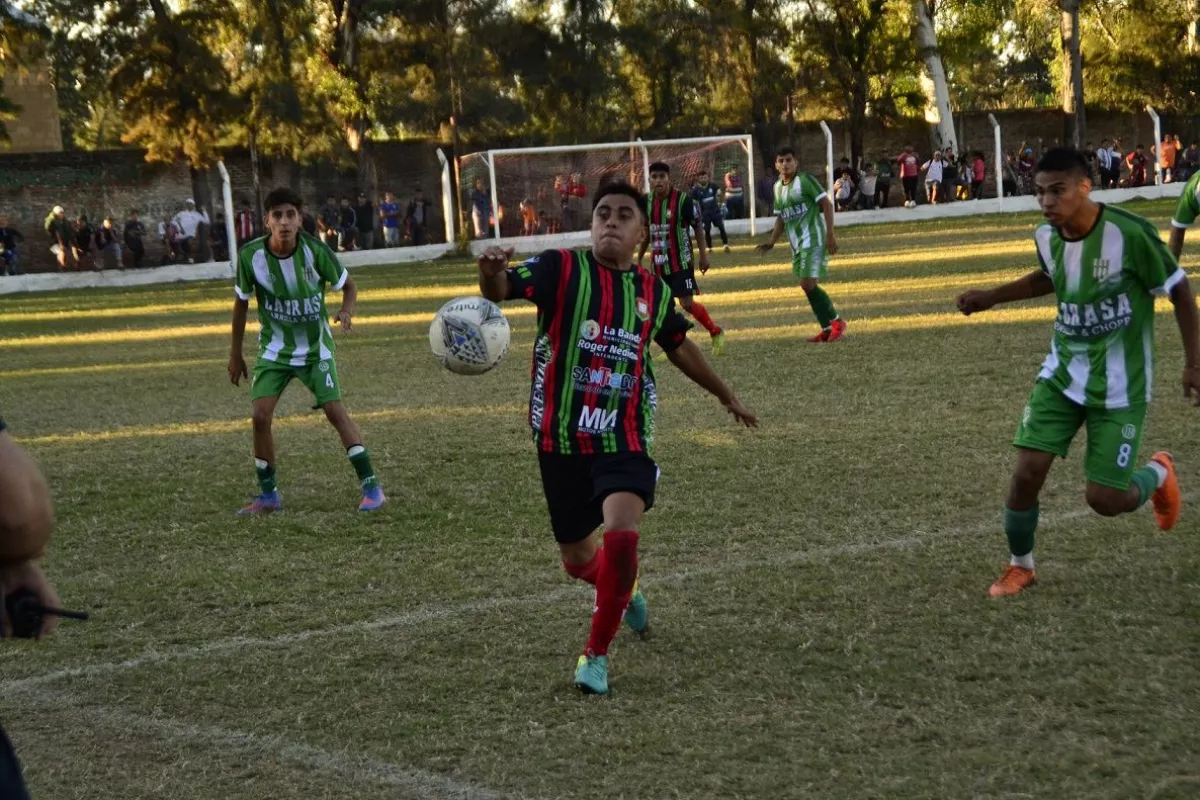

{"left": 648, "top": 161, "right": 670, "bottom": 174}
{"left": 591, "top": 180, "right": 646, "bottom": 218}
{"left": 777, "top": 146, "right": 796, "bottom": 158}
{"left": 264, "top": 187, "right": 304, "bottom": 211}
{"left": 1034, "top": 147, "right": 1090, "bottom": 178}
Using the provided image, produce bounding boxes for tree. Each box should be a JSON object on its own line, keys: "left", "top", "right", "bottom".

{"left": 0, "top": 2, "right": 48, "bottom": 146}
{"left": 913, "top": 1, "right": 957, "bottom": 153}
{"left": 1060, "top": 0, "right": 1085, "bottom": 147}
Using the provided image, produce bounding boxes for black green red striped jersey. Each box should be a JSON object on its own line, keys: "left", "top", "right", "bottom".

{"left": 646, "top": 189, "right": 697, "bottom": 276}
{"left": 505, "top": 249, "right": 691, "bottom": 455}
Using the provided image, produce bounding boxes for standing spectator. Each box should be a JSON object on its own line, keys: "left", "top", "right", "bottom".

{"left": 1110, "top": 139, "right": 1125, "bottom": 186}
{"left": 73, "top": 214, "right": 95, "bottom": 270}
{"left": 1159, "top": 133, "right": 1178, "bottom": 183}
{"left": 172, "top": 199, "right": 209, "bottom": 262}
{"left": 855, "top": 163, "right": 877, "bottom": 210}
{"left": 896, "top": 145, "right": 920, "bottom": 207}
{"left": 235, "top": 200, "right": 256, "bottom": 246}
{"left": 317, "top": 194, "right": 339, "bottom": 249}
{"left": 336, "top": 196, "right": 357, "bottom": 250}
{"left": 554, "top": 174, "right": 571, "bottom": 232}
{"left": 470, "top": 178, "right": 491, "bottom": 239}
{"left": 300, "top": 204, "right": 317, "bottom": 236}
{"left": 690, "top": 169, "right": 730, "bottom": 253}
{"left": 211, "top": 213, "right": 229, "bottom": 261}
{"left": 124, "top": 209, "right": 146, "bottom": 268}
{"left": 1016, "top": 147, "right": 1036, "bottom": 193}
{"left": 519, "top": 198, "right": 538, "bottom": 236}
{"left": 971, "top": 151, "right": 987, "bottom": 199}
{"left": 45, "top": 205, "right": 74, "bottom": 270}
{"left": 1096, "top": 138, "right": 1114, "bottom": 189}
{"left": 723, "top": 166, "right": 745, "bottom": 218}
{"left": 756, "top": 164, "right": 777, "bottom": 213}
{"left": 567, "top": 172, "right": 587, "bottom": 231}
{"left": 1126, "top": 143, "right": 1148, "bottom": 187}
{"left": 1084, "top": 141, "right": 1097, "bottom": 182}
{"left": 921, "top": 151, "right": 944, "bottom": 204}
{"left": 354, "top": 191, "right": 375, "bottom": 250}
{"left": 157, "top": 214, "right": 177, "bottom": 264}
{"left": 1002, "top": 152, "right": 1020, "bottom": 196}
{"left": 941, "top": 150, "right": 959, "bottom": 202}
{"left": 94, "top": 216, "right": 122, "bottom": 270}
{"left": 874, "top": 154, "right": 893, "bottom": 208}
{"left": 406, "top": 187, "right": 431, "bottom": 246}
{"left": 955, "top": 154, "right": 972, "bottom": 200}
{"left": 1182, "top": 140, "right": 1200, "bottom": 181}
{"left": 379, "top": 191, "right": 401, "bottom": 246}
{"left": 0, "top": 215, "right": 23, "bottom": 275}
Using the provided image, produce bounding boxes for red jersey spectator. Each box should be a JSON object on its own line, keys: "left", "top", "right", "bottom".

{"left": 895, "top": 145, "right": 920, "bottom": 207}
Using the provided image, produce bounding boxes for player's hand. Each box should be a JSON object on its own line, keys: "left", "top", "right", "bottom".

{"left": 723, "top": 395, "right": 758, "bottom": 427}
{"left": 477, "top": 246, "right": 513, "bottom": 277}
{"left": 755, "top": 241, "right": 774, "bottom": 253}
{"left": 228, "top": 353, "right": 248, "bottom": 385}
{"left": 1184, "top": 366, "right": 1200, "bottom": 406}
{"left": 827, "top": 235, "right": 839, "bottom": 256}
{"left": 0, "top": 561, "right": 61, "bottom": 639}
{"left": 699, "top": 254, "right": 711, "bottom": 274}
{"left": 956, "top": 290, "right": 995, "bottom": 316}
{"left": 335, "top": 309, "right": 353, "bottom": 332}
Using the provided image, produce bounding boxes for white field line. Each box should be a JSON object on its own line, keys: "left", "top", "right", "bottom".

{"left": 13, "top": 689, "right": 509, "bottom": 800}
{"left": 0, "top": 504, "right": 1106, "bottom": 695}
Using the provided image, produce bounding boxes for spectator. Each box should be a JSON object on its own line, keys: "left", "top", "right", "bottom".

{"left": 756, "top": 165, "right": 777, "bottom": 213}
{"left": 832, "top": 157, "right": 857, "bottom": 184}
{"left": 317, "top": 194, "right": 340, "bottom": 249}
{"left": 94, "top": 217, "right": 121, "bottom": 270}
{"left": 955, "top": 154, "right": 972, "bottom": 200}
{"left": 1110, "top": 139, "right": 1125, "bottom": 185}
{"left": 172, "top": 198, "right": 209, "bottom": 262}
{"left": 406, "top": 187, "right": 431, "bottom": 246}
{"left": 921, "top": 151, "right": 944, "bottom": 204}
{"left": 520, "top": 198, "right": 538, "bottom": 237}
{"left": 124, "top": 209, "right": 146, "bottom": 268}
{"left": 1002, "top": 152, "right": 1020, "bottom": 196}
{"left": 567, "top": 172, "right": 587, "bottom": 231}
{"left": 44, "top": 205, "right": 74, "bottom": 270}
{"left": 1127, "top": 143, "right": 1148, "bottom": 187}
{"left": 157, "top": 215, "right": 178, "bottom": 264}
{"left": 874, "top": 154, "right": 893, "bottom": 208}
{"left": 354, "top": 191, "right": 375, "bottom": 250}
{"left": 971, "top": 151, "right": 987, "bottom": 199}
{"left": 470, "top": 178, "right": 491, "bottom": 239}
{"left": 211, "top": 213, "right": 229, "bottom": 262}
{"left": 336, "top": 196, "right": 357, "bottom": 250}
{"left": 300, "top": 204, "right": 317, "bottom": 236}
{"left": 379, "top": 191, "right": 401, "bottom": 246}
{"left": 896, "top": 145, "right": 920, "bottom": 207}
{"left": 1096, "top": 138, "right": 1115, "bottom": 189}
{"left": 553, "top": 174, "right": 570, "bottom": 232}
{"left": 723, "top": 166, "right": 745, "bottom": 219}
{"left": 1159, "top": 133, "right": 1178, "bottom": 183}
{"left": 691, "top": 169, "right": 729, "bottom": 252}
{"left": 941, "top": 151, "right": 959, "bottom": 202}
{"left": 856, "top": 164, "right": 877, "bottom": 210}
{"left": 833, "top": 171, "right": 857, "bottom": 212}
{"left": 0, "top": 214, "right": 23, "bottom": 276}
{"left": 235, "top": 200, "right": 256, "bottom": 246}
{"left": 1182, "top": 140, "right": 1200, "bottom": 181}
{"left": 1084, "top": 141, "right": 1097, "bottom": 182}
{"left": 1016, "top": 146, "right": 1036, "bottom": 193}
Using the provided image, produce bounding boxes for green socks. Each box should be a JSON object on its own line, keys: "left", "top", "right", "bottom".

{"left": 348, "top": 445, "right": 379, "bottom": 490}
{"left": 1004, "top": 505, "right": 1038, "bottom": 566}
{"left": 803, "top": 285, "right": 839, "bottom": 330}
{"left": 255, "top": 458, "right": 277, "bottom": 494}
{"left": 1131, "top": 462, "right": 1166, "bottom": 508}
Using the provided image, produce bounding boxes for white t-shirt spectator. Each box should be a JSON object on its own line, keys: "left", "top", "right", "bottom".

{"left": 173, "top": 208, "right": 209, "bottom": 238}
{"left": 922, "top": 158, "right": 944, "bottom": 183}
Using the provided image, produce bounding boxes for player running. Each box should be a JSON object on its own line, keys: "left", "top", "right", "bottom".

{"left": 228, "top": 187, "right": 385, "bottom": 514}
{"left": 1167, "top": 167, "right": 1200, "bottom": 260}
{"left": 478, "top": 180, "right": 757, "bottom": 695}
{"left": 956, "top": 148, "right": 1199, "bottom": 598}
{"left": 756, "top": 147, "right": 847, "bottom": 343}
{"left": 637, "top": 162, "right": 727, "bottom": 355}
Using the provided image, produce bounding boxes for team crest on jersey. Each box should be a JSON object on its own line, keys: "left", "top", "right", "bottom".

{"left": 635, "top": 298, "right": 650, "bottom": 321}
{"left": 318, "top": 361, "right": 330, "bottom": 373}
{"left": 1092, "top": 257, "right": 1116, "bottom": 284}
{"left": 666, "top": 210, "right": 673, "bottom": 220}
{"left": 1121, "top": 423, "right": 1136, "bottom": 440}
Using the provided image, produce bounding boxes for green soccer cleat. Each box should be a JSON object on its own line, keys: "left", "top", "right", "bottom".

{"left": 574, "top": 652, "right": 610, "bottom": 695}
{"left": 624, "top": 582, "right": 649, "bottom": 636}
{"left": 711, "top": 330, "right": 726, "bottom": 356}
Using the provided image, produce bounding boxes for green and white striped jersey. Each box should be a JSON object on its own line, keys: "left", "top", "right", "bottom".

{"left": 1170, "top": 170, "right": 1200, "bottom": 229}
{"left": 234, "top": 233, "right": 348, "bottom": 366}
{"left": 1034, "top": 205, "right": 1184, "bottom": 409}
{"left": 773, "top": 172, "right": 827, "bottom": 253}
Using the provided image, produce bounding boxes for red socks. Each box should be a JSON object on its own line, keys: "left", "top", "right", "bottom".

{"left": 688, "top": 301, "right": 722, "bottom": 336}
{"left": 584, "top": 530, "right": 639, "bottom": 656}
{"left": 562, "top": 548, "right": 602, "bottom": 585}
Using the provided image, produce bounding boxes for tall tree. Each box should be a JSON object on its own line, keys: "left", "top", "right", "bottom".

{"left": 913, "top": 0, "right": 957, "bottom": 153}
{"left": 1060, "top": 0, "right": 1085, "bottom": 147}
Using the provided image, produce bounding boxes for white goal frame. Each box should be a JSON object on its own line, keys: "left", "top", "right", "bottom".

{"left": 472, "top": 134, "right": 758, "bottom": 243}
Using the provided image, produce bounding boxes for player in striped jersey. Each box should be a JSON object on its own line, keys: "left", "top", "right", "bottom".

{"left": 479, "top": 181, "right": 757, "bottom": 695}
{"left": 756, "top": 147, "right": 847, "bottom": 342}
{"left": 637, "top": 162, "right": 727, "bottom": 355}
{"left": 1167, "top": 167, "right": 1200, "bottom": 260}
{"left": 228, "top": 187, "right": 385, "bottom": 514}
{"left": 957, "top": 148, "right": 1199, "bottom": 598}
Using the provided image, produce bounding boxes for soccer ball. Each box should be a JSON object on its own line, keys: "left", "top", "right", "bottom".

{"left": 429, "top": 296, "right": 511, "bottom": 375}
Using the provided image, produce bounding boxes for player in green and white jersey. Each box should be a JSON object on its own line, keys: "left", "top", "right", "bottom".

{"left": 1167, "top": 168, "right": 1200, "bottom": 260}
{"left": 228, "top": 187, "right": 385, "bottom": 514}
{"left": 756, "top": 146, "right": 846, "bottom": 343}
{"left": 957, "top": 148, "right": 1200, "bottom": 598}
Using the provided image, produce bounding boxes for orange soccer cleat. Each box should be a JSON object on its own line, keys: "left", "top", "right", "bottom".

{"left": 1150, "top": 451, "right": 1181, "bottom": 531}
{"left": 988, "top": 564, "right": 1037, "bottom": 598}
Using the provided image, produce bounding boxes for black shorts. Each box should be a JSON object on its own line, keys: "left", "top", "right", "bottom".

{"left": 537, "top": 451, "right": 658, "bottom": 543}
{"left": 664, "top": 269, "right": 699, "bottom": 299}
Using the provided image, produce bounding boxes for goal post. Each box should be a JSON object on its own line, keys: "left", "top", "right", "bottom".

{"left": 458, "top": 134, "right": 758, "bottom": 247}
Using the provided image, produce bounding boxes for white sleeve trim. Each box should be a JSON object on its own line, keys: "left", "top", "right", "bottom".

{"left": 1170, "top": 218, "right": 1190, "bottom": 229}
{"left": 1153, "top": 267, "right": 1187, "bottom": 297}
{"left": 814, "top": 191, "right": 828, "bottom": 203}
{"left": 234, "top": 285, "right": 251, "bottom": 301}
{"left": 331, "top": 268, "right": 349, "bottom": 292}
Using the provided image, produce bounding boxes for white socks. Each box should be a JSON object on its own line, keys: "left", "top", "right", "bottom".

{"left": 1147, "top": 460, "right": 1168, "bottom": 489}
{"left": 1010, "top": 552, "right": 1035, "bottom": 570}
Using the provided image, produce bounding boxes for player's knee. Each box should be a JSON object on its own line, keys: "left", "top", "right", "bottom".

{"left": 799, "top": 278, "right": 818, "bottom": 293}
{"left": 1085, "top": 484, "right": 1127, "bottom": 517}
{"left": 678, "top": 295, "right": 694, "bottom": 310}
{"left": 251, "top": 405, "right": 274, "bottom": 430}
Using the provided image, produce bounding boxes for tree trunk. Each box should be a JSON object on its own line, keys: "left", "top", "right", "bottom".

{"left": 1190, "top": 0, "right": 1200, "bottom": 53}
{"left": 1060, "top": 1, "right": 1086, "bottom": 148}
{"left": 913, "top": 0, "right": 958, "bottom": 154}
{"left": 249, "top": 126, "right": 263, "bottom": 214}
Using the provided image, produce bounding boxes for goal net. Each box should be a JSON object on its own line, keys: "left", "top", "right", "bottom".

{"left": 458, "top": 135, "right": 757, "bottom": 244}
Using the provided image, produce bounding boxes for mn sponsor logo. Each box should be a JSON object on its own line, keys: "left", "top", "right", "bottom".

{"left": 577, "top": 405, "right": 618, "bottom": 434}
{"left": 636, "top": 298, "right": 650, "bottom": 321}
{"left": 580, "top": 320, "right": 601, "bottom": 341}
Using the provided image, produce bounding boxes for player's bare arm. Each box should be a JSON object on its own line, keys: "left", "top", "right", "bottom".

{"left": 956, "top": 269, "right": 1054, "bottom": 316}
{"left": 665, "top": 339, "right": 758, "bottom": 426}
{"left": 756, "top": 216, "right": 784, "bottom": 253}
{"left": 478, "top": 245, "right": 515, "bottom": 302}
{"left": 0, "top": 432, "right": 60, "bottom": 638}
{"left": 229, "top": 298, "right": 249, "bottom": 385}
{"left": 1168, "top": 226, "right": 1186, "bottom": 261}
{"left": 819, "top": 196, "right": 838, "bottom": 255}
{"left": 1168, "top": 277, "right": 1200, "bottom": 404}
{"left": 335, "top": 275, "right": 357, "bottom": 332}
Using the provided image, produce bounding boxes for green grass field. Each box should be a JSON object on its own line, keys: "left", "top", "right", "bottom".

{"left": 2, "top": 200, "right": 1198, "bottom": 799}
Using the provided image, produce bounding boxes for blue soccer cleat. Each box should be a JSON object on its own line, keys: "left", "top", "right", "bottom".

{"left": 238, "top": 490, "right": 281, "bottom": 516}
{"left": 573, "top": 652, "right": 610, "bottom": 695}
{"left": 623, "top": 579, "right": 649, "bottom": 636}
{"left": 359, "top": 485, "right": 387, "bottom": 512}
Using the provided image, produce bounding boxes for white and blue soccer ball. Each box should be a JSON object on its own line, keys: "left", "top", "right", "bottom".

{"left": 429, "top": 296, "right": 511, "bottom": 375}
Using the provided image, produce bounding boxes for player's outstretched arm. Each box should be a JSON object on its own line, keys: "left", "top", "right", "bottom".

{"left": 1169, "top": 226, "right": 1186, "bottom": 261}
{"left": 756, "top": 216, "right": 784, "bottom": 253}
{"left": 666, "top": 339, "right": 758, "bottom": 427}
{"left": 228, "top": 298, "right": 249, "bottom": 385}
{"left": 335, "top": 275, "right": 357, "bottom": 332}
{"left": 956, "top": 269, "right": 1054, "bottom": 316}
{"left": 1168, "top": 277, "right": 1200, "bottom": 404}
{"left": 478, "top": 246, "right": 515, "bottom": 302}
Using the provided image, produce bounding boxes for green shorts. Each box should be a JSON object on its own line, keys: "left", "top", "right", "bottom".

{"left": 251, "top": 359, "right": 342, "bottom": 408}
{"left": 1013, "top": 381, "right": 1147, "bottom": 490}
{"left": 791, "top": 248, "right": 828, "bottom": 280}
